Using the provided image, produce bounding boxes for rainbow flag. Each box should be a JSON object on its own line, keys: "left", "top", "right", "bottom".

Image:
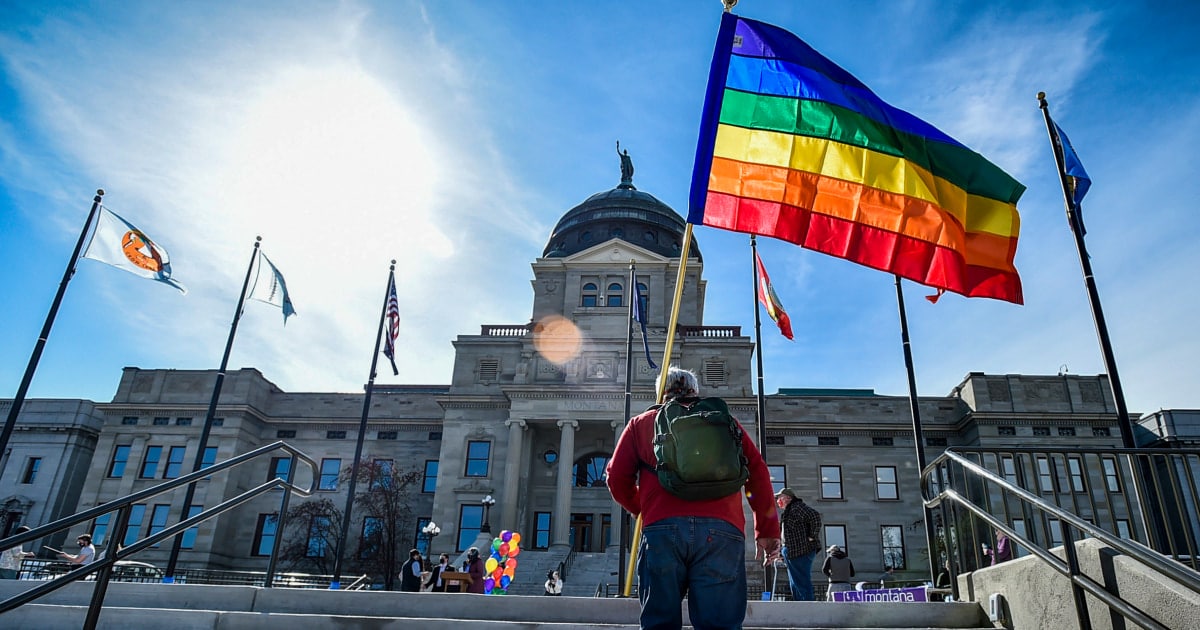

{"left": 688, "top": 13, "right": 1025, "bottom": 304}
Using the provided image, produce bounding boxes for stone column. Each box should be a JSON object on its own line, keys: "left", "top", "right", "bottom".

{"left": 500, "top": 418, "right": 526, "bottom": 532}
{"left": 608, "top": 419, "right": 626, "bottom": 551}
{"left": 551, "top": 419, "right": 578, "bottom": 549}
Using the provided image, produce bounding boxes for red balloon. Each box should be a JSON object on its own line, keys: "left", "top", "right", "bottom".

{"left": 508, "top": 546, "right": 521, "bottom": 557}
{"left": 499, "top": 542, "right": 510, "bottom": 556}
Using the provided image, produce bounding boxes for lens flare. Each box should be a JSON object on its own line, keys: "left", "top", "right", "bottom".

{"left": 532, "top": 315, "right": 582, "bottom": 365}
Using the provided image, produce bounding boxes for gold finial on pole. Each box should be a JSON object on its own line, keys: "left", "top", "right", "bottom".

{"left": 723, "top": 0, "right": 738, "bottom": 13}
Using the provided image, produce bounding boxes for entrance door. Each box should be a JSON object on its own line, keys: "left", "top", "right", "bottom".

{"left": 569, "top": 513, "right": 593, "bottom": 552}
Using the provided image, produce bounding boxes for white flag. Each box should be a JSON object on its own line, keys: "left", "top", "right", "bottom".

{"left": 248, "top": 250, "right": 296, "bottom": 324}
{"left": 82, "top": 207, "right": 186, "bottom": 294}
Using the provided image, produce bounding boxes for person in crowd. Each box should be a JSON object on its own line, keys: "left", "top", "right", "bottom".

{"left": 607, "top": 366, "right": 781, "bottom": 630}
{"left": 878, "top": 565, "right": 895, "bottom": 588}
{"left": 58, "top": 534, "right": 95, "bottom": 566}
{"left": 425, "top": 553, "right": 450, "bottom": 592}
{"left": 821, "top": 544, "right": 855, "bottom": 600}
{"left": 983, "top": 528, "right": 1012, "bottom": 565}
{"left": 0, "top": 525, "right": 36, "bottom": 579}
{"left": 465, "top": 547, "right": 486, "bottom": 594}
{"left": 776, "top": 488, "right": 822, "bottom": 601}
{"left": 544, "top": 569, "right": 563, "bottom": 595}
{"left": 399, "top": 548, "right": 423, "bottom": 592}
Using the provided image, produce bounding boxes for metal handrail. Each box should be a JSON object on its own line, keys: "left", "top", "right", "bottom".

{"left": 922, "top": 447, "right": 1200, "bottom": 630}
{"left": 0, "top": 440, "right": 318, "bottom": 624}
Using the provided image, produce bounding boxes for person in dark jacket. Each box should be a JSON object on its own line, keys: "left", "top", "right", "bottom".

{"left": 399, "top": 549, "right": 423, "bottom": 592}
{"left": 424, "top": 553, "right": 450, "bottom": 592}
{"left": 821, "top": 545, "right": 855, "bottom": 600}
{"left": 465, "top": 547, "right": 486, "bottom": 594}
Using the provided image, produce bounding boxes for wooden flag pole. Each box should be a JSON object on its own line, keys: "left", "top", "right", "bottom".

{"left": 0, "top": 190, "right": 103, "bottom": 469}
{"left": 622, "top": 224, "right": 694, "bottom": 597}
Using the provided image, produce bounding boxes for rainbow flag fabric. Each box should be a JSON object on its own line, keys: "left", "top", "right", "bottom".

{"left": 688, "top": 13, "right": 1025, "bottom": 304}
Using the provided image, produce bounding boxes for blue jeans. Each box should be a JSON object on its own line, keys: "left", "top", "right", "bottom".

{"left": 638, "top": 517, "right": 746, "bottom": 630}
{"left": 783, "top": 548, "right": 817, "bottom": 601}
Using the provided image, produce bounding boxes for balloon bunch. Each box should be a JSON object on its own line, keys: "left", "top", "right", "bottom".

{"left": 483, "top": 530, "right": 521, "bottom": 595}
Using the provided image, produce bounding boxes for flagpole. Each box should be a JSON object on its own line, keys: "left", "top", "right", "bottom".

{"left": 1037, "top": 92, "right": 1136, "bottom": 449}
{"left": 618, "top": 259, "right": 637, "bottom": 596}
{"left": 894, "top": 276, "right": 938, "bottom": 584}
{"left": 330, "top": 260, "right": 396, "bottom": 589}
{"left": 163, "top": 236, "right": 262, "bottom": 582}
{"left": 750, "top": 236, "right": 768, "bottom": 460}
{"left": 622, "top": 224, "right": 693, "bottom": 597}
{"left": 0, "top": 190, "right": 104, "bottom": 470}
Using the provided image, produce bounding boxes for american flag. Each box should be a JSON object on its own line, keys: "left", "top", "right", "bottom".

{"left": 382, "top": 273, "right": 400, "bottom": 375}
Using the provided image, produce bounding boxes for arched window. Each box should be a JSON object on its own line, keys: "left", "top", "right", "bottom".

{"left": 611, "top": 227, "right": 624, "bottom": 238}
{"left": 573, "top": 454, "right": 610, "bottom": 487}
{"left": 581, "top": 283, "right": 598, "bottom": 307}
{"left": 580, "top": 231, "right": 592, "bottom": 243}
{"left": 606, "top": 282, "right": 623, "bottom": 307}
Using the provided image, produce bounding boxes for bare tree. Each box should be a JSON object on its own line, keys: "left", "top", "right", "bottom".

{"left": 277, "top": 497, "right": 345, "bottom": 575}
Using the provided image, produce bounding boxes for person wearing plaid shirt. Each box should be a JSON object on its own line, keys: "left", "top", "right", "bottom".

{"left": 776, "top": 488, "right": 822, "bottom": 601}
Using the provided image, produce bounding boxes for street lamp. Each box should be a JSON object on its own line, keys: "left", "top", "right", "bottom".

{"left": 422, "top": 521, "right": 441, "bottom": 544}
{"left": 481, "top": 495, "right": 496, "bottom": 533}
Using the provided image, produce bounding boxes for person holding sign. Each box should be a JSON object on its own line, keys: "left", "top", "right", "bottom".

{"left": 55, "top": 534, "right": 95, "bottom": 565}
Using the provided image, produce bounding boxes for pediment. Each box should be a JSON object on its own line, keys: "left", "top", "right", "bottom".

{"left": 563, "top": 239, "right": 667, "bottom": 265}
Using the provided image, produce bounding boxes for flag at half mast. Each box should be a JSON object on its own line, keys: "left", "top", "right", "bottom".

{"left": 688, "top": 13, "right": 1025, "bottom": 304}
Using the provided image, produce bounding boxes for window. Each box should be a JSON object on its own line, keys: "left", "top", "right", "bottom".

{"left": 764, "top": 436, "right": 785, "bottom": 446}
{"left": 253, "top": 514, "right": 278, "bottom": 556}
{"left": 1115, "top": 519, "right": 1132, "bottom": 539}
{"left": 881, "top": 525, "right": 906, "bottom": 570}
{"left": 581, "top": 282, "right": 598, "bottom": 307}
{"left": 212, "top": 418, "right": 224, "bottom": 427}
{"left": 767, "top": 465, "right": 787, "bottom": 495}
{"left": 1000, "top": 455, "right": 1018, "bottom": 485}
{"left": 458, "top": 505, "right": 484, "bottom": 551}
{"left": 1093, "top": 427, "right": 1111, "bottom": 437}
{"left": 1033, "top": 427, "right": 1050, "bottom": 436}
{"left": 123, "top": 504, "right": 147, "bottom": 546}
{"left": 926, "top": 437, "right": 947, "bottom": 447}
{"left": 326, "top": 430, "right": 346, "bottom": 439}
{"left": 1012, "top": 519, "right": 1029, "bottom": 558}
{"left": 466, "top": 441, "right": 490, "bottom": 477}
{"left": 319, "top": 459, "right": 341, "bottom": 491}
{"left": 360, "top": 517, "right": 382, "bottom": 558}
{"left": 153, "top": 417, "right": 169, "bottom": 426}
{"left": 603, "top": 514, "right": 613, "bottom": 547}
{"left": 164, "top": 446, "right": 186, "bottom": 479}
{"left": 824, "top": 525, "right": 847, "bottom": 553}
{"left": 534, "top": 512, "right": 552, "bottom": 549}
{"left": 140, "top": 446, "right": 162, "bottom": 478}
{"left": 818, "top": 436, "right": 839, "bottom": 446}
{"left": 175, "top": 417, "right": 192, "bottom": 426}
{"left": 269, "top": 457, "right": 292, "bottom": 482}
{"left": 423, "top": 460, "right": 439, "bottom": 493}
{"left": 573, "top": 454, "right": 608, "bottom": 487}
{"left": 872, "top": 437, "right": 894, "bottom": 446}
{"left": 637, "top": 282, "right": 649, "bottom": 315}
{"left": 606, "top": 282, "right": 623, "bottom": 307}
{"left": 875, "top": 466, "right": 898, "bottom": 500}
{"left": 371, "top": 459, "right": 394, "bottom": 490}
{"left": 1102, "top": 458, "right": 1121, "bottom": 492}
{"left": 820, "top": 465, "right": 843, "bottom": 499}
{"left": 415, "top": 517, "right": 432, "bottom": 556}
{"left": 91, "top": 514, "right": 110, "bottom": 546}
{"left": 306, "top": 516, "right": 331, "bottom": 558}
{"left": 428, "top": 431, "right": 442, "bottom": 441}
{"left": 998, "top": 426, "right": 1016, "bottom": 436}
{"left": 200, "top": 447, "right": 217, "bottom": 470}
{"left": 21, "top": 458, "right": 40, "bottom": 484}
{"left": 1067, "top": 457, "right": 1086, "bottom": 492}
{"left": 377, "top": 431, "right": 397, "bottom": 440}
{"left": 1058, "top": 427, "right": 1076, "bottom": 437}
{"left": 276, "top": 430, "right": 296, "bottom": 439}
{"left": 181, "top": 505, "right": 201, "bottom": 549}
{"left": 1048, "top": 518, "right": 1063, "bottom": 547}
{"left": 108, "top": 445, "right": 132, "bottom": 478}
{"left": 1036, "top": 456, "right": 1055, "bottom": 492}
{"left": 122, "top": 416, "right": 139, "bottom": 425}
{"left": 148, "top": 504, "right": 170, "bottom": 546}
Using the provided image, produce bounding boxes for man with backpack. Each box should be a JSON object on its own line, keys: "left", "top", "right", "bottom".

{"left": 607, "top": 366, "right": 780, "bottom": 630}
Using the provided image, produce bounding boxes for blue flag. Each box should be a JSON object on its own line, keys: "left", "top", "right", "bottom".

{"left": 1054, "top": 121, "right": 1091, "bottom": 234}
{"left": 632, "top": 282, "right": 657, "bottom": 369}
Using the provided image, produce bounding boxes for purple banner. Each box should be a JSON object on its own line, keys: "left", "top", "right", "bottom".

{"left": 832, "top": 586, "right": 928, "bottom": 602}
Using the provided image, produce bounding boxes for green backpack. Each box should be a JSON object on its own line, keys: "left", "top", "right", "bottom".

{"left": 650, "top": 397, "right": 750, "bottom": 501}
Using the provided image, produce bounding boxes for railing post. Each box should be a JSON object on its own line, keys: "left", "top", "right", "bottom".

{"left": 265, "top": 458, "right": 296, "bottom": 588}
{"left": 84, "top": 504, "right": 132, "bottom": 629}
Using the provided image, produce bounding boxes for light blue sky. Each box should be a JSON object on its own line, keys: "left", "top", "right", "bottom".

{"left": 2, "top": 1, "right": 1198, "bottom": 414}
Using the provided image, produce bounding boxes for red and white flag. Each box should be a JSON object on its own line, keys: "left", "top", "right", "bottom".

{"left": 755, "top": 252, "right": 793, "bottom": 340}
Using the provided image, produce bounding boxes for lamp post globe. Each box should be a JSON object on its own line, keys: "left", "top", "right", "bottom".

{"left": 481, "top": 495, "right": 496, "bottom": 533}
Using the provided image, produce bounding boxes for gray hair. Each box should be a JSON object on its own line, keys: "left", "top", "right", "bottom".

{"left": 660, "top": 366, "right": 699, "bottom": 399}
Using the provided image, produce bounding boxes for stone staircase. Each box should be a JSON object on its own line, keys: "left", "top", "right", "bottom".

{"left": 0, "top": 579, "right": 991, "bottom": 629}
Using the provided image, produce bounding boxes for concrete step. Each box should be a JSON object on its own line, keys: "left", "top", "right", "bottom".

{"left": 0, "top": 580, "right": 990, "bottom": 629}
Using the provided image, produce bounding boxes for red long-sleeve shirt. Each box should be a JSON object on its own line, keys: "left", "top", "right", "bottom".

{"left": 606, "top": 404, "right": 780, "bottom": 541}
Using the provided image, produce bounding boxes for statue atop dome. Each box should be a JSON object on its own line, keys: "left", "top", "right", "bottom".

{"left": 617, "top": 140, "right": 635, "bottom": 190}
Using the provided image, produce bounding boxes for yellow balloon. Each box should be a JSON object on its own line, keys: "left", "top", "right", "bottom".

{"left": 485, "top": 557, "right": 498, "bottom": 573}
{"left": 510, "top": 532, "right": 522, "bottom": 546}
